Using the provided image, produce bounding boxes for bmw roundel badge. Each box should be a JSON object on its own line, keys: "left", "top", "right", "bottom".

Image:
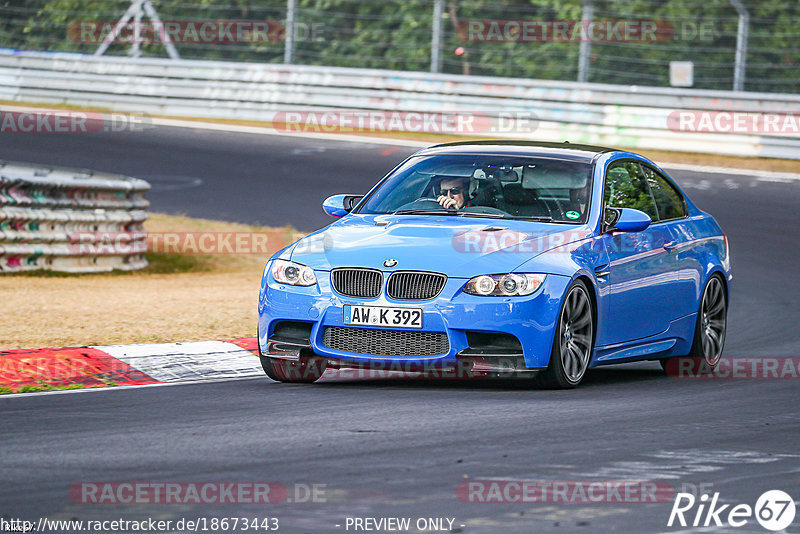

{"left": 383, "top": 259, "right": 398, "bottom": 268}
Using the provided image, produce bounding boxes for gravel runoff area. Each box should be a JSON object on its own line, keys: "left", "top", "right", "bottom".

{"left": 0, "top": 214, "right": 298, "bottom": 349}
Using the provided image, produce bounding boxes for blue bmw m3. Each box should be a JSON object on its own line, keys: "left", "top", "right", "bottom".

{"left": 258, "top": 141, "right": 730, "bottom": 388}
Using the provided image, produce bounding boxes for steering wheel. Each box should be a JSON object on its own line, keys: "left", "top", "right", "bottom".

{"left": 533, "top": 190, "right": 569, "bottom": 220}
{"left": 462, "top": 205, "right": 508, "bottom": 216}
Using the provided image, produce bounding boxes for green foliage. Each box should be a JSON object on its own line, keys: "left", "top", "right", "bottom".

{"left": 1, "top": 0, "right": 797, "bottom": 93}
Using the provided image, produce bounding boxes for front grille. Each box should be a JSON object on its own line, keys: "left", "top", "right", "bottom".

{"left": 331, "top": 268, "right": 382, "bottom": 298}
{"left": 323, "top": 327, "right": 449, "bottom": 357}
{"left": 387, "top": 271, "right": 447, "bottom": 300}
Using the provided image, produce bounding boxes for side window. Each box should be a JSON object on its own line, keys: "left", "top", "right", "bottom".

{"left": 603, "top": 161, "right": 658, "bottom": 221}
{"left": 642, "top": 166, "right": 687, "bottom": 221}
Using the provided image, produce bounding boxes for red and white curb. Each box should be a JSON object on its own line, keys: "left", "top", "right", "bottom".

{"left": 0, "top": 338, "right": 262, "bottom": 394}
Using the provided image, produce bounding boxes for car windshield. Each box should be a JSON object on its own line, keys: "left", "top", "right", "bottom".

{"left": 357, "top": 154, "right": 593, "bottom": 223}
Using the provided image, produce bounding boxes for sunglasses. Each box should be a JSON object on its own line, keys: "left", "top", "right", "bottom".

{"left": 440, "top": 187, "right": 464, "bottom": 196}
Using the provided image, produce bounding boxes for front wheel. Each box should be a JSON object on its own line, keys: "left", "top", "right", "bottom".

{"left": 258, "top": 336, "right": 326, "bottom": 383}
{"left": 260, "top": 355, "right": 327, "bottom": 383}
{"left": 536, "top": 280, "right": 595, "bottom": 389}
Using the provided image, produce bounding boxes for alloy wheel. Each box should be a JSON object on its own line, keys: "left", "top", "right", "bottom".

{"left": 699, "top": 276, "right": 727, "bottom": 366}
{"left": 559, "top": 285, "right": 594, "bottom": 383}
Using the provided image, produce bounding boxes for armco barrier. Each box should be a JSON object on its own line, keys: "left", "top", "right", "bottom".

{"left": 0, "top": 50, "right": 799, "bottom": 159}
{"left": 0, "top": 160, "right": 150, "bottom": 273}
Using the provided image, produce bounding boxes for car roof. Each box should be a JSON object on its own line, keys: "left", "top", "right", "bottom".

{"left": 414, "top": 140, "right": 617, "bottom": 163}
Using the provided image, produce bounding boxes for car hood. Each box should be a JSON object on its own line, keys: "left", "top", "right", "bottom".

{"left": 288, "top": 214, "right": 593, "bottom": 278}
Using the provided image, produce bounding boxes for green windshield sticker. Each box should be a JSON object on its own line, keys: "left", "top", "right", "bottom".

{"left": 566, "top": 210, "right": 580, "bottom": 219}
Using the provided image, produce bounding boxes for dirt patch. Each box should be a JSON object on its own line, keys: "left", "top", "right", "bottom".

{"left": 0, "top": 214, "right": 299, "bottom": 349}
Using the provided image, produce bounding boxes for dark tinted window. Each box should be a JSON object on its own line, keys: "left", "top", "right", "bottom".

{"left": 642, "top": 166, "right": 686, "bottom": 221}
{"left": 358, "top": 154, "right": 593, "bottom": 223}
{"left": 603, "top": 161, "right": 658, "bottom": 220}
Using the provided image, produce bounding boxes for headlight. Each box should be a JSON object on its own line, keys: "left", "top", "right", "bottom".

{"left": 463, "top": 273, "right": 546, "bottom": 296}
{"left": 271, "top": 259, "right": 317, "bottom": 286}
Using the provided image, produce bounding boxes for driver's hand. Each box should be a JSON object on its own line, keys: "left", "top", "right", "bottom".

{"left": 437, "top": 195, "right": 458, "bottom": 210}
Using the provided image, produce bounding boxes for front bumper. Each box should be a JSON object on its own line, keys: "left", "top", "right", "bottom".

{"left": 258, "top": 267, "right": 571, "bottom": 370}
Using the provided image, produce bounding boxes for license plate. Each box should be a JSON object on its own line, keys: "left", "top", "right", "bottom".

{"left": 343, "top": 305, "right": 423, "bottom": 329}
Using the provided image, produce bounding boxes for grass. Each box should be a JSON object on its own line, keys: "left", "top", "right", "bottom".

{"left": 15, "top": 383, "right": 87, "bottom": 393}
{"left": 0, "top": 214, "right": 299, "bottom": 349}
{"left": 0, "top": 382, "right": 111, "bottom": 395}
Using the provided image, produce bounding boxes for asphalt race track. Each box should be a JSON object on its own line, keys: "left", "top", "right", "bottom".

{"left": 0, "top": 125, "right": 409, "bottom": 230}
{"left": 1, "top": 125, "right": 799, "bottom": 533}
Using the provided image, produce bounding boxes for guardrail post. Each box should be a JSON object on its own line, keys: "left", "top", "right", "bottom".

{"left": 285, "top": 0, "right": 296, "bottom": 64}
{"left": 577, "top": 0, "right": 593, "bottom": 83}
{"left": 141, "top": 0, "right": 180, "bottom": 59}
{"left": 131, "top": 0, "right": 143, "bottom": 58}
{"left": 729, "top": 0, "right": 749, "bottom": 91}
{"left": 431, "top": 0, "right": 444, "bottom": 73}
{"left": 95, "top": 0, "right": 179, "bottom": 60}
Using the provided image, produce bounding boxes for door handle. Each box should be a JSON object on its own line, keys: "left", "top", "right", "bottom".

{"left": 663, "top": 241, "right": 677, "bottom": 252}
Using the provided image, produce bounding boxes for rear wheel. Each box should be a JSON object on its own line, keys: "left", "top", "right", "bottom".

{"left": 660, "top": 274, "right": 727, "bottom": 373}
{"left": 537, "top": 280, "right": 595, "bottom": 389}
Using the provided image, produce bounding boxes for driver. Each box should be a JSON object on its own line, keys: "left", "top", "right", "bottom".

{"left": 436, "top": 177, "right": 470, "bottom": 210}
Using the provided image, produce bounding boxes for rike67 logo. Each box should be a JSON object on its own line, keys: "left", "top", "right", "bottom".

{"left": 668, "top": 490, "right": 796, "bottom": 531}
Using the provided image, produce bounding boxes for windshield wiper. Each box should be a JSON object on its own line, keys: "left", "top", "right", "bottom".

{"left": 391, "top": 209, "right": 551, "bottom": 221}
{"left": 456, "top": 211, "right": 507, "bottom": 218}
{"left": 392, "top": 209, "right": 459, "bottom": 215}
{"left": 503, "top": 215, "right": 554, "bottom": 222}
{"left": 392, "top": 209, "right": 509, "bottom": 219}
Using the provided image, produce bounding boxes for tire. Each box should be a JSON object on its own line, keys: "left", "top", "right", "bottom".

{"left": 536, "top": 279, "right": 595, "bottom": 389}
{"left": 258, "top": 337, "right": 326, "bottom": 383}
{"left": 660, "top": 274, "right": 727, "bottom": 373}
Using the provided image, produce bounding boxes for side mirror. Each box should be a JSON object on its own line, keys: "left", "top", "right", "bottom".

{"left": 605, "top": 207, "right": 651, "bottom": 233}
{"left": 322, "top": 194, "right": 363, "bottom": 218}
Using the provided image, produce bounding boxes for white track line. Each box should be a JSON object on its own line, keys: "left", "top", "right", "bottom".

{"left": 0, "top": 375, "right": 266, "bottom": 399}
{"left": 151, "top": 117, "right": 800, "bottom": 181}
{"left": 151, "top": 116, "right": 429, "bottom": 147}
{"left": 2, "top": 104, "right": 797, "bottom": 179}
{"left": 658, "top": 162, "right": 800, "bottom": 181}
